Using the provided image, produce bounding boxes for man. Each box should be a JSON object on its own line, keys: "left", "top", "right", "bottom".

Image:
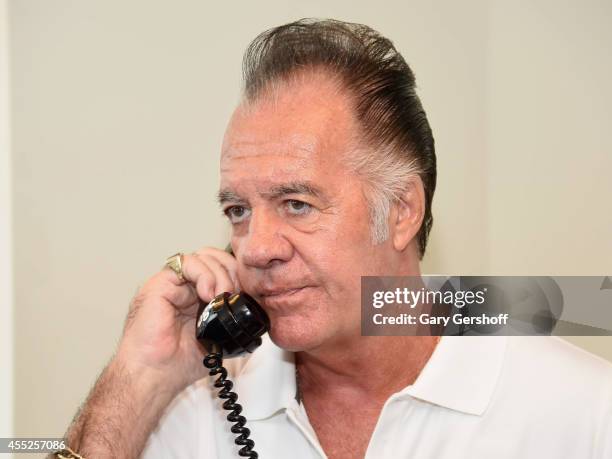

{"left": 60, "top": 19, "right": 611, "bottom": 459}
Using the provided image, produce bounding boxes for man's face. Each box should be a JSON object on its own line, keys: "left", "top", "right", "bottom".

{"left": 219, "top": 75, "right": 396, "bottom": 352}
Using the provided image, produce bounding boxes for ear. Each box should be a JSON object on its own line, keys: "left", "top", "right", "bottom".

{"left": 390, "top": 177, "right": 425, "bottom": 252}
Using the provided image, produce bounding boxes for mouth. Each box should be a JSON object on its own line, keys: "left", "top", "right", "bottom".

{"left": 257, "top": 286, "right": 311, "bottom": 306}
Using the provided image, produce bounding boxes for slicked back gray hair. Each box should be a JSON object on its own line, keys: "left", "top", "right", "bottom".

{"left": 241, "top": 18, "right": 436, "bottom": 259}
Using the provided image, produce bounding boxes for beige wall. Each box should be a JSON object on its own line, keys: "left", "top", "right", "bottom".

{"left": 8, "top": 0, "right": 611, "bottom": 443}
{"left": 485, "top": 0, "right": 612, "bottom": 374}
{"left": 1, "top": 0, "right": 14, "bottom": 446}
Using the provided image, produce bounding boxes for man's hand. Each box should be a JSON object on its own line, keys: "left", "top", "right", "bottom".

{"left": 63, "top": 247, "right": 240, "bottom": 459}
{"left": 118, "top": 247, "right": 241, "bottom": 391}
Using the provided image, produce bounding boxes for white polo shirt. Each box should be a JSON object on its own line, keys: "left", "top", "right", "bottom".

{"left": 141, "top": 335, "right": 612, "bottom": 458}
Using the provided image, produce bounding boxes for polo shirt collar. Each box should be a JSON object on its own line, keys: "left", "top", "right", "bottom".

{"left": 233, "top": 335, "right": 297, "bottom": 421}
{"left": 401, "top": 335, "right": 508, "bottom": 415}
{"left": 234, "top": 334, "right": 508, "bottom": 420}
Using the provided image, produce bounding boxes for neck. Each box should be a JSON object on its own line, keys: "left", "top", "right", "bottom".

{"left": 295, "top": 246, "right": 434, "bottom": 401}
{"left": 295, "top": 334, "right": 439, "bottom": 403}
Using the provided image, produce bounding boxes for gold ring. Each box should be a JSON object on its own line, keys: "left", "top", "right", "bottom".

{"left": 165, "top": 253, "right": 185, "bottom": 282}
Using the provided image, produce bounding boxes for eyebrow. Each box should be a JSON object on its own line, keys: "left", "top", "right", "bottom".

{"left": 265, "top": 182, "right": 322, "bottom": 199}
{"left": 217, "top": 189, "right": 245, "bottom": 205}
{"left": 217, "top": 181, "right": 324, "bottom": 206}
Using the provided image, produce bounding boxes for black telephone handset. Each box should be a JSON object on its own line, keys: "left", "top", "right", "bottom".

{"left": 196, "top": 291, "right": 270, "bottom": 358}
{"left": 196, "top": 291, "right": 270, "bottom": 458}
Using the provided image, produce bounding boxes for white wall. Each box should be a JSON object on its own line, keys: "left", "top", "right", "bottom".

{"left": 8, "top": 0, "right": 612, "bottom": 442}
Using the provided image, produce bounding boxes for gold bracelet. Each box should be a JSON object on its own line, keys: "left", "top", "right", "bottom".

{"left": 55, "top": 446, "right": 86, "bottom": 459}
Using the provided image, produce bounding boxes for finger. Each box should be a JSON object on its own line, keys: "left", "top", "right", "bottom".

{"left": 194, "top": 247, "right": 241, "bottom": 290}
{"left": 144, "top": 270, "right": 199, "bottom": 309}
{"left": 159, "top": 282, "right": 199, "bottom": 310}
{"left": 177, "top": 299, "right": 201, "bottom": 321}
{"left": 193, "top": 253, "right": 236, "bottom": 296}
{"left": 196, "top": 246, "right": 238, "bottom": 267}
{"left": 180, "top": 254, "right": 218, "bottom": 302}
{"left": 159, "top": 266, "right": 188, "bottom": 286}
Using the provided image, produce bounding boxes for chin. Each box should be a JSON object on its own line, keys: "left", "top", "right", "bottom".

{"left": 266, "top": 314, "right": 328, "bottom": 352}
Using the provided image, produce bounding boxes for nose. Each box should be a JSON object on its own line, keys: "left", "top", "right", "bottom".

{"left": 237, "top": 208, "right": 293, "bottom": 269}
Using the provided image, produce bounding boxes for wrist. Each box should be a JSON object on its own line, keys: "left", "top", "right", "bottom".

{"left": 65, "top": 355, "right": 181, "bottom": 458}
{"left": 111, "top": 350, "right": 184, "bottom": 404}
{"left": 114, "top": 335, "right": 206, "bottom": 393}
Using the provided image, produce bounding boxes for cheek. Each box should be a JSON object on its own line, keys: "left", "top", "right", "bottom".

{"left": 297, "top": 212, "right": 375, "bottom": 284}
{"left": 265, "top": 290, "right": 344, "bottom": 350}
{"left": 231, "top": 258, "right": 256, "bottom": 294}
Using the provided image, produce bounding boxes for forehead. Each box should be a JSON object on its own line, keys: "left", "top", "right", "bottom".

{"left": 220, "top": 74, "right": 361, "bottom": 185}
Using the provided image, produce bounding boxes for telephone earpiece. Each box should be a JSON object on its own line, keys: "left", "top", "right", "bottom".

{"left": 195, "top": 291, "right": 270, "bottom": 458}
{"left": 196, "top": 292, "right": 270, "bottom": 358}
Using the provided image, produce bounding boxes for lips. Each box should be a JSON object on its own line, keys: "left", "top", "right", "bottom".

{"left": 256, "top": 286, "right": 311, "bottom": 306}
{"left": 259, "top": 286, "right": 303, "bottom": 296}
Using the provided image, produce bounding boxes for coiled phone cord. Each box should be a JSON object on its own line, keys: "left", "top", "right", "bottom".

{"left": 203, "top": 353, "right": 259, "bottom": 458}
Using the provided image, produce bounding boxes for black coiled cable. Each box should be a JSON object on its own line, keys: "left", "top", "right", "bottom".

{"left": 203, "top": 353, "right": 259, "bottom": 458}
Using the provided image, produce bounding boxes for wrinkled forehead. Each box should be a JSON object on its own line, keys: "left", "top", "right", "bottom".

{"left": 221, "top": 133, "right": 320, "bottom": 166}
{"left": 220, "top": 74, "right": 362, "bottom": 171}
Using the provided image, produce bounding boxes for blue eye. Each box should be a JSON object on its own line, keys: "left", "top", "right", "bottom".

{"left": 224, "top": 206, "right": 251, "bottom": 224}
{"left": 286, "top": 200, "right": 312, "bottom": 215}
